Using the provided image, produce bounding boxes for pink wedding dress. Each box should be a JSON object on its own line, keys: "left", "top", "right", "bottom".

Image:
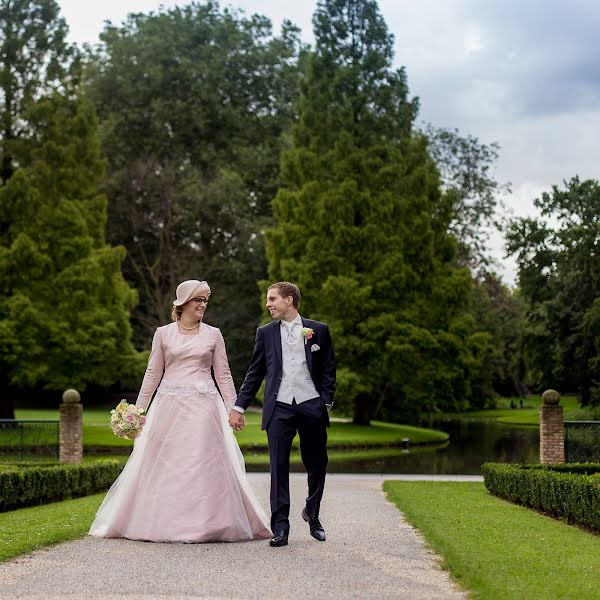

{"left": 89, "top": 321, "right": 271, "bottom": 542}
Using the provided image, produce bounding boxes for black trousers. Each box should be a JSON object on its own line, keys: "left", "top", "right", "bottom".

{"left": 266, "top": 397, "right": 328, "bottom": 534}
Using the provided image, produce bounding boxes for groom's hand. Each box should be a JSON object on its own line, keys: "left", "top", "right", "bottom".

{"left": 229, "top": 410, "right": 245, "bottom": 431}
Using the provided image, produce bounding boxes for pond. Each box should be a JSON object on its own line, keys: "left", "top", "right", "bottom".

{"left": 246, "top": 419, "right": 540, "bottom": 475}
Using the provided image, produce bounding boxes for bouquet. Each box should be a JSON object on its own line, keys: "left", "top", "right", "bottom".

{"left": 110, "top": 400, "right": 147, "bottom": 440}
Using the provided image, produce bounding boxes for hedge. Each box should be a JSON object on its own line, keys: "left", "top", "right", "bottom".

{"left": 0, "top": 460, "right": 123, "bottom": 512}
{"left": 482, "top": 462, "right": 600, "bottom": 532}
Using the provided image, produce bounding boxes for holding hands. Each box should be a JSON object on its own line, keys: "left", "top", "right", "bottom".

{"left": 229, "top": 410, "right": 245, "bottom": 431}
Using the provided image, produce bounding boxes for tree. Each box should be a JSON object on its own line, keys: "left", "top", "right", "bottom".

{"left": 0, "top": 93, "right": 141, "bottom": 418}
{"left": 0, "top": 0, "right": 74, "bottom": 184}
{"left": 470, "top": 272, "right": 527, "bottom": 399}
{"left": 507, "top": 177, "right": 600, "bottom": 405}
{"left": 425, "top": 125, "right": 510, "bottom": 271}
{"left": 84, "top": 2, "right": 303, "bottom": 380}
{"left": 266, "top": 0, "right": 490, "bottom": 424}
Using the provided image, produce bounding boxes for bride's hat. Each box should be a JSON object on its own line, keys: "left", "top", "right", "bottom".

{"left": 173, "top": 280, "right": 211, "bottom": 306}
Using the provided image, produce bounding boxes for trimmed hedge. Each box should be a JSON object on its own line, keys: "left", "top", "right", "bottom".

{"left": 482, "top": 462, "right": 600, "bottom": 532}
{"left": 0, "top": 460, "right": 123, "bottom": 512}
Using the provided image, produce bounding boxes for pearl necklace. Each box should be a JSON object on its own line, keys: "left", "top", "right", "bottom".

{"left": 178, "top": 320, "right": 200, "bottom": 331}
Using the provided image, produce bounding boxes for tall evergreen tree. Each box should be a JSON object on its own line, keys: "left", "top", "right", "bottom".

{"left": 267, "top": 0, "right": 489, "bottom": 423}
{"left": 0, "top": 0, "right": 74, "bottom": 184}
{"left": 0, "top": 93, "right": 141, "bottom": 417}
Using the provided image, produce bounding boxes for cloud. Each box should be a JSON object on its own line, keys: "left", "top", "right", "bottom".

{"left": 375, "top": 0, "right": 600, "bottom": 283}
{"left": 59, "top": 0, "right": 599, "bottom": 285}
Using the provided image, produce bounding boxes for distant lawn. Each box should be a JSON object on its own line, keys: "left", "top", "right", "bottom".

{"left": 39, "top": 447, "right": 422, "bottom": 467}
{"left": 52, "top": 446, "right": 444, "bottom": 468}
{"left": 442, "top": 395, "right": 582, "bottom": 426}
{"left": 384, "top": 481, "right": 600, "bottom": 600}
{"left": 0, "top": 493, "right": 105, "bottom": 562}
{"left": 327, "top": 421, "right": 447, "bottom": 446}
{"left": 15, "top": 407, "right": 263, "bottom": 426}
{"left": 15, "top": 406, "right": 123, "bottom": 425}
{"left": 243, "top": 444, "right": 444, "bottom": 466}
{"left": 15, "top": 408, "right": 448, "bottom": 451}
{"left": 14, "top": 408, "right": 261, "bottom": 450}
{"left": 234, "top": 420, "right": 447, "bottom": 449}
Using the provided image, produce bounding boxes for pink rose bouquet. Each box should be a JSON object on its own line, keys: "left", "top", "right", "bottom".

{"left": 110, "top": 400, "right": 147, "bottom": 440}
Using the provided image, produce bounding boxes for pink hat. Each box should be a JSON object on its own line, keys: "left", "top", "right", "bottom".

{"left": 173, "top": 280, "right": 211, "bottom": 306}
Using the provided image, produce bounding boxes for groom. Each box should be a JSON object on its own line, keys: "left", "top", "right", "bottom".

{"left": 229, "top": 282, "right": 336, "bottom": 547}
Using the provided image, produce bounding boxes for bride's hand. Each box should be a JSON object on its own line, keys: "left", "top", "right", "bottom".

{"left": 228, "top": 410, "right": 245, "bottom": 431}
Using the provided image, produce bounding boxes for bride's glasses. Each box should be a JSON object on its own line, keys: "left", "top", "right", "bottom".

{"left": 191, "top": 297, "right": 209, "bottom": 305}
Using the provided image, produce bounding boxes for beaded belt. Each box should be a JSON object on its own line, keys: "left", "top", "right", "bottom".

{"left": 156, "top": 380, "right": 218, "bottom": 397}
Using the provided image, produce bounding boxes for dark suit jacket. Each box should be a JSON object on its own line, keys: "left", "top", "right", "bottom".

{"left": 235, "top": 317, "right": 336, "bottom": 430}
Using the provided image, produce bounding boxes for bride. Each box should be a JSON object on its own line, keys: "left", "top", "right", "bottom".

{"left": 89, "top": 279, "right": 271, "bottom": 542}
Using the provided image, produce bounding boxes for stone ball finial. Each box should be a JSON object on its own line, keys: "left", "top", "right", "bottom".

{"left": 62, "top": 389, "right": 81, "bottom": 404}
{"left": 542, "top": 389, "right": 560, "bottom": 405}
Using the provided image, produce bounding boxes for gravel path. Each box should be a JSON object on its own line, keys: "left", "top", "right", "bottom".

{"left": 0, "top": 474, "right": 467, "bottom": 599}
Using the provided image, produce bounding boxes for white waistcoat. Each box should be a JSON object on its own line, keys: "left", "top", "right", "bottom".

{"left": 278, "top": 326, "right": 319, "bottom": 405}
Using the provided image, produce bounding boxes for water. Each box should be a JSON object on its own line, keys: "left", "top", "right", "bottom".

{"left": 247, "top": 419, "right": 540, "bottom": 475}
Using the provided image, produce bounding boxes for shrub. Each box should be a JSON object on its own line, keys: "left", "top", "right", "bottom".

{"left": 0, "top": 460, "right": 123, "bottom": 512}
{"left": 482, "top": 462, "right": 600, "bottom": 532}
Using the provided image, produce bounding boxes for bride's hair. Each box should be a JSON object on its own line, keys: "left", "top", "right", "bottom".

{"left": 171, "top": 305, "right": 183, "bottom": 322}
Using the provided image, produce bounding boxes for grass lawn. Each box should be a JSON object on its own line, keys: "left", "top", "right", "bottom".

{"left": 243, "top": 443, "right": 444, "bottom": 466}
{"left": 15, "top": 406, "right": 120, "bottom": 424}
{"left": 3, "top": 443, "right": 444, "bottom": 468}
{"left": 234, "top": 420, "right": 447, "bottom": 449}
{"left": 441, "top": 395, "right": 582, "bottom": 426}
{"left": 0, "top": 493, "right": 105, "bottom": 562}
{"left": 15, "top": 408, "right": 448, "bottom": 450}
{"left": 384, "top": 481, "right": 600, "bottom": 600}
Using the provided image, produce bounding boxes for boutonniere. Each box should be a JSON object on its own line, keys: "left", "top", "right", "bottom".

{"left": 301, "top": 327, "right": 314, "bottom": 345}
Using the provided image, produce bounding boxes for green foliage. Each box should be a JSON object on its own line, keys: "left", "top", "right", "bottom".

{"left": 425, "top": 126, "right": 510, "bottom": 270}
{"left": 266, "top": 0, "right": 493, "bottom": 422}
{"left": 0, "top": 0, "right": 76, "bottom": 183}
{"left": 0, "top": 93, "right": 142, "bottom": 393}
{"left": 482, "top": 462, "right": 600, "bottom": 532}
{"left": 0, "top": 2, "right": 140, "bottom": 414}
{"left": 470, "top": 272, "right": 527, "bottom": 399}
{"left": 306, "top": 0, "right": 417, "bottom": 148}
{"left": 507, "top": 177, "right": 600, "bottom": 404}
{"left": 0, "top": 460, "right": 123, "bottom": 512}
{"left": 385, "top": 481, "right": 600, "bottom": 600}
{"left": 84, "top": 3, "right": 304, "bottom": 380}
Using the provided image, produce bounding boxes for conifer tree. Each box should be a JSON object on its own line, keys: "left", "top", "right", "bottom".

{"left": 0, "top": 0, "right": 74, "bottom": 184}
{"left": 267, "top": 0, "right": 488, "bottom": 423}
{"left": 0, "top": 93, "right": 141, "bottom": 416}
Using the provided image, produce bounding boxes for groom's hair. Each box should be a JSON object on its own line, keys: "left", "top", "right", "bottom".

{"left": 269, "top": 282, "right": 301, "bottom": 309}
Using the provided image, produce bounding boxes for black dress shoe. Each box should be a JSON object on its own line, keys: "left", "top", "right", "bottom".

{"left": 301, "top": 508, "right": 326, "bottom": 541}
{"left": 269, "top": 531, "right": 289, "bottom": 547}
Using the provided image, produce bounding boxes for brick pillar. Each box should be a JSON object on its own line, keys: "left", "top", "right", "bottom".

{"left": 539, "top": 389, "right": 564, "bottom": 464}
{"left": 59, "top": 388, "right": 82, "bottom": 463}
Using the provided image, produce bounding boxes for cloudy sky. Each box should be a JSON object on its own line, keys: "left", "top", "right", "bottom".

{"left": 58, "top": 0, "right": 600, "bottom": 284}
